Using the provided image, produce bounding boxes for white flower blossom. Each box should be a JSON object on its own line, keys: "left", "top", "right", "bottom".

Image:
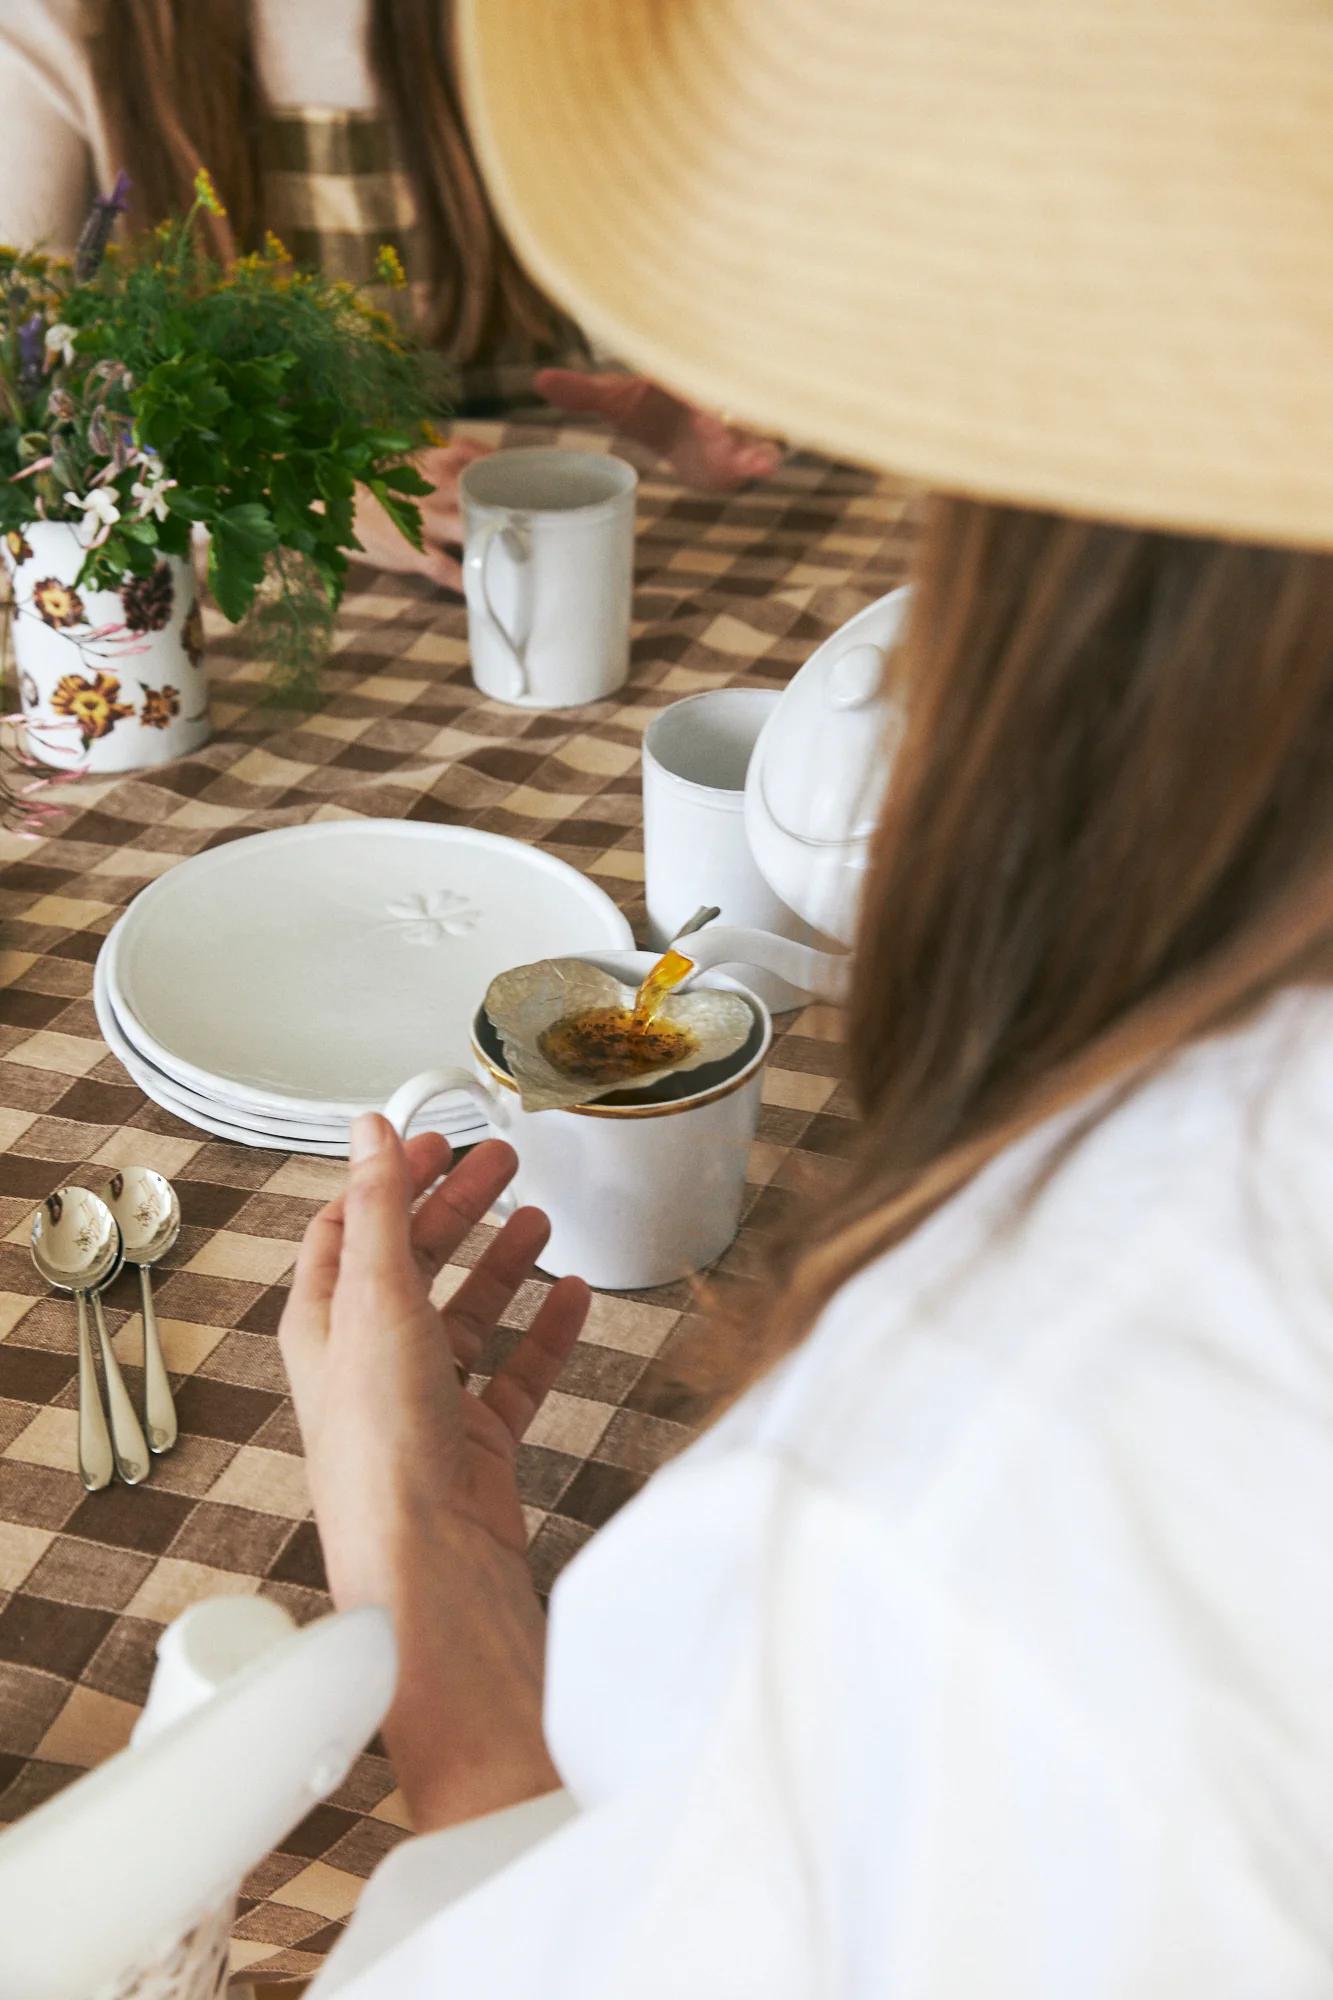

{"left": 64, "top": 486, "right": 122, "bottom": 547}
{"left": 44, "top": 322, "right": 76, "bottom": 367}
{"left": 130, "top": 469, "right": 176, "bottom": 522}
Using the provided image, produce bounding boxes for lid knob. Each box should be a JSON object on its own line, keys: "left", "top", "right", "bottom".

{"left": 828, "top": 643, "right": 887, "bottom": 710}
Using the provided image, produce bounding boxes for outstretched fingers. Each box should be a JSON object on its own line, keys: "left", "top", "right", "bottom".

{"left": 287, "top": 1203, "right": 346, "bottom": 1332}
{"left": 290, "top": 1130, "right": 452, "bottom": 1322}
{"left": 441, "top": 1203, "right": 551, "bottom": 1374}
{"left": 410, "top": 1138, "right": 519, "bottom": 1281}
{"left": 480, "top": 1275, "right": 591, "bottom": 1444}
{"left": 340, "top": 1115, "right": 419, "bottom": 1302}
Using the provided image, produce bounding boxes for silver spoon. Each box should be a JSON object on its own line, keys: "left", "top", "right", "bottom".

{"left": 671, "top": 905, "right": 722, "bottom": 943}
{"left": 98, "top": 1167, "right": 179, "bottom": 1455}
{"left": 30, "top": 1186, "right": 121, "bottom": 1491}
{"left": 82, "top": 1216, "right": 151, "bottom": 1486}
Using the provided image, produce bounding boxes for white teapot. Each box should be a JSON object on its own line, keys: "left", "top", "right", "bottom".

{"left": 682, "top": 586, "right": 907, "bottom": 1000}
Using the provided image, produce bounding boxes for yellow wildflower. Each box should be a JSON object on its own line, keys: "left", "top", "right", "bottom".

{"left": 193, "top": 167, "right": 226, "bottom": 217}
{"left": 347, "top": 293, "right": 399, "bottom": 337}
{"left": 263, "top": 230, "right": 290, "bottom": 262}
{"left": 374, "top": 242, "right": 407, "bottom": 288}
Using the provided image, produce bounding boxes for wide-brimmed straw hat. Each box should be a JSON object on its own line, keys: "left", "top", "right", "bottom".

{"left": 460, "top": 0, "right": 1333, "bottom": 551}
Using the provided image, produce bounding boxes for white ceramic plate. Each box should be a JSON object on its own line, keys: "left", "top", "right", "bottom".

{"left": 97, "top": 929, "right": 487, "bottom": 1141}
{"left": 107, "top": 821, "right": 634, "bottom": 1116}
{"left": 94, "top": 952, "right": 491, "bottom": 1156}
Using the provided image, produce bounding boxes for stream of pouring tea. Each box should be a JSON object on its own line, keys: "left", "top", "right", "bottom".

{"left": 632, "top": 948, "right": 695, "bottom": 1025}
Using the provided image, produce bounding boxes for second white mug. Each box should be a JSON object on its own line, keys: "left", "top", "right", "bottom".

{"left": 461, "top": 447, "right": 637, "bottom": 709}
{"left": 643, "top": 687, "right": 823, "bottom": 1010}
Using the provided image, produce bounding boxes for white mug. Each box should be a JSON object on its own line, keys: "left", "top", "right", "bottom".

{"left": 461, "top": 448, "right": 637, "bottom": 709}
{"left": 383, "top": 950, "right": 771, "bottom": 1292}
{"left": 643, "top": 688, "right": 822, "bottom": 1010}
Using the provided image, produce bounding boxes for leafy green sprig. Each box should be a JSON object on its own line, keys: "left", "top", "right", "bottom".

{"left": 0, "top": 172, "right": 449, "bottom": 684}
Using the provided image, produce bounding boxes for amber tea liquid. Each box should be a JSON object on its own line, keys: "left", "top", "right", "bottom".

{"left": 539, "top": 1007, "right": 695, "bottom": 1084}
{"left": 538, "top": 947, "right": 699, "bottom": 1085}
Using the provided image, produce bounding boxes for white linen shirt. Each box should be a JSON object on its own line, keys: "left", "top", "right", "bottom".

{"left": 312, "top": 985, "right": 1333, "bottom": 1996}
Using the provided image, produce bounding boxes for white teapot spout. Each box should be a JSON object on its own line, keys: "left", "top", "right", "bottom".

{"left": 680, "top": 924, "right": 851, "bottom": 1004}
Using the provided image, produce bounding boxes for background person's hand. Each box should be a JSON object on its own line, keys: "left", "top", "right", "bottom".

{"left": 352, "top": 438, "right": 492, "bottom": 591}
{"left": 535, "top": 368, "right": 783, "bottom": 490}
{"left": 279, "top": 1115, "right": 590, "bottom": 1828}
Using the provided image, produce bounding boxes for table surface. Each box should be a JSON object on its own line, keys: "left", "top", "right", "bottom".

{"left": 0, "top": 414, "right": 915, "bottom": 1984}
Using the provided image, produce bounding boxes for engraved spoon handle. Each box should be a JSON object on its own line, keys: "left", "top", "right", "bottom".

{"left": 91, "top": 1290, "right": 149, "bottom": 1484}
{"left": 75, "top": 1291, "right": 114, "bottom": 1492}
{"left": 138, "top": 1262, "right": 178, "bottom": 1453}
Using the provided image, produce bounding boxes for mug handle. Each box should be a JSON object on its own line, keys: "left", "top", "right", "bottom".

{"left": 383, "top": 1067, "right": 519, "bottom": 1218}
{"left": 465, "top": 519, "right": 530, "bottom": 701}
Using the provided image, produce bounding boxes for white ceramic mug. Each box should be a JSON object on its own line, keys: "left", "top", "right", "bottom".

{"left": 383, "top": 950, "right": 771, "bottom": 1292}
{"left": 461, "top": 448, "right": 637, "bottom": 709}
{"left": 643, "top": 688, "right": 822, "bottom": 1010}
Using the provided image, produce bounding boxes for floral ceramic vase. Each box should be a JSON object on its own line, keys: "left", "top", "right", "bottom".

{"left": 2, "top": 520, "right": 208, "bottom": 772}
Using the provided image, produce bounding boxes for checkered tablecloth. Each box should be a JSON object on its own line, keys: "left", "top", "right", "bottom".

{"left": 0, "top": 414, "right": 915, "bottom": 1983}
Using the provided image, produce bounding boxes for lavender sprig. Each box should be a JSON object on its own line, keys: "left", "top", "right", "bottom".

{"left": 74, "top": 170, "right": 131, "bottom": 283}
{"left": 16, "top": 315, "right": 43, "bottom": 395}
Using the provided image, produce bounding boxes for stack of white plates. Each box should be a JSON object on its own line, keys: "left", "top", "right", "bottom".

{"left": 93, "top": 821, "right": 634, "bottom": 1156}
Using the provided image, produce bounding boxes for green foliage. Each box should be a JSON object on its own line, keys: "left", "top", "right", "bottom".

{"left": 0, "top": 189, "right": 450, "bottom": 690}
{"left": 241, "top": 549, "right": 338, "bottom": 708}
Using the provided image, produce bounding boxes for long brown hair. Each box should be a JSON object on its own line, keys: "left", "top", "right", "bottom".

{"left": 82, "top": 0, "right": 569, "bottom": 363}
{"left": 718, "top": 496, "right": 1333, "bottom": 1393}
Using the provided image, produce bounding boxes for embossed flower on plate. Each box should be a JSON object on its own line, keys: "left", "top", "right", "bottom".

{"left": 386, "top": 889, "right": 481, "bottom": 945}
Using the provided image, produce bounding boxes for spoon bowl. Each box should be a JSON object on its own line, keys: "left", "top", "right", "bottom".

{"left": 100, "top": 1167, "right": 181, "bottom": 1265}
{"left": 31, "top": 1185, "right": 122, "bottom": 1296}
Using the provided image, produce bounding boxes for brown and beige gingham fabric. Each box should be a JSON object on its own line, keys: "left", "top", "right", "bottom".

{"left": 0, "top": 412, "right": 915, "bottom": 1985}
{"left": 261, "top": 108, "right": 580, "bottom": 414}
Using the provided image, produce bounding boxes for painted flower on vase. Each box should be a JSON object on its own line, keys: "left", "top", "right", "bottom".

{"left": 120, "top": 560, "right": 174, "bottom": 634}
{"left": 50, "top": 670, "right": 133, "bottom": 744}
{"left": 182, "top": 602, "right": 204, "bottom": 668}
{"left": 32, "top": 577, "right": 86, "bottom": 629}
{"left": 4, "top": 529, "right": 32, "bottom": 565}
{"left": 139, "top": 684, "right": 180, "bottom": 729}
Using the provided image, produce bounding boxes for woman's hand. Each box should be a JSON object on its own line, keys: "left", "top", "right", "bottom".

{"left": 279, "top": 1114, "right": 590, "bottom": 1830}
{"left": 535, "top": 369, "right": 783, "bottom": 490}
{"left": 352, "top": 438, "right": 492, "bottom": 592}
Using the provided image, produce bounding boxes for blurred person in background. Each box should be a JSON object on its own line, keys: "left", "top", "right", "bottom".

{"left": 273, "top": 3, "right": 1333, "bottom": 1996}
{"left": 0, "top": 0, "right": 780, "bottom": 587}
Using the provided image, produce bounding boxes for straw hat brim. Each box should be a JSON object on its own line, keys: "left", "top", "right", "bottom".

{"left": 460, "top": 0, "right": 1333, "bottom": 550}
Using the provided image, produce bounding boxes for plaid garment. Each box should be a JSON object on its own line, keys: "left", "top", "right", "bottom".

{"left": 261, "top": 107, "right": 578, "bottom": 415}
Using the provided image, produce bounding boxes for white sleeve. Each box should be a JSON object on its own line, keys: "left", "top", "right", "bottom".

{"left": 311, "top": 1452, "right": 1322, "bottom": 1999}
{"left": 757, "top": 1474, "right": 1326, "bottom": 1997}
{"left": 0, "top": 0, "right": 101, "bottom": 253}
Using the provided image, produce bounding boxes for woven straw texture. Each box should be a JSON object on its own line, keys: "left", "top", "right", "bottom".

{"left": 461, "top": 0, "right": 1333, "bottom": 549}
